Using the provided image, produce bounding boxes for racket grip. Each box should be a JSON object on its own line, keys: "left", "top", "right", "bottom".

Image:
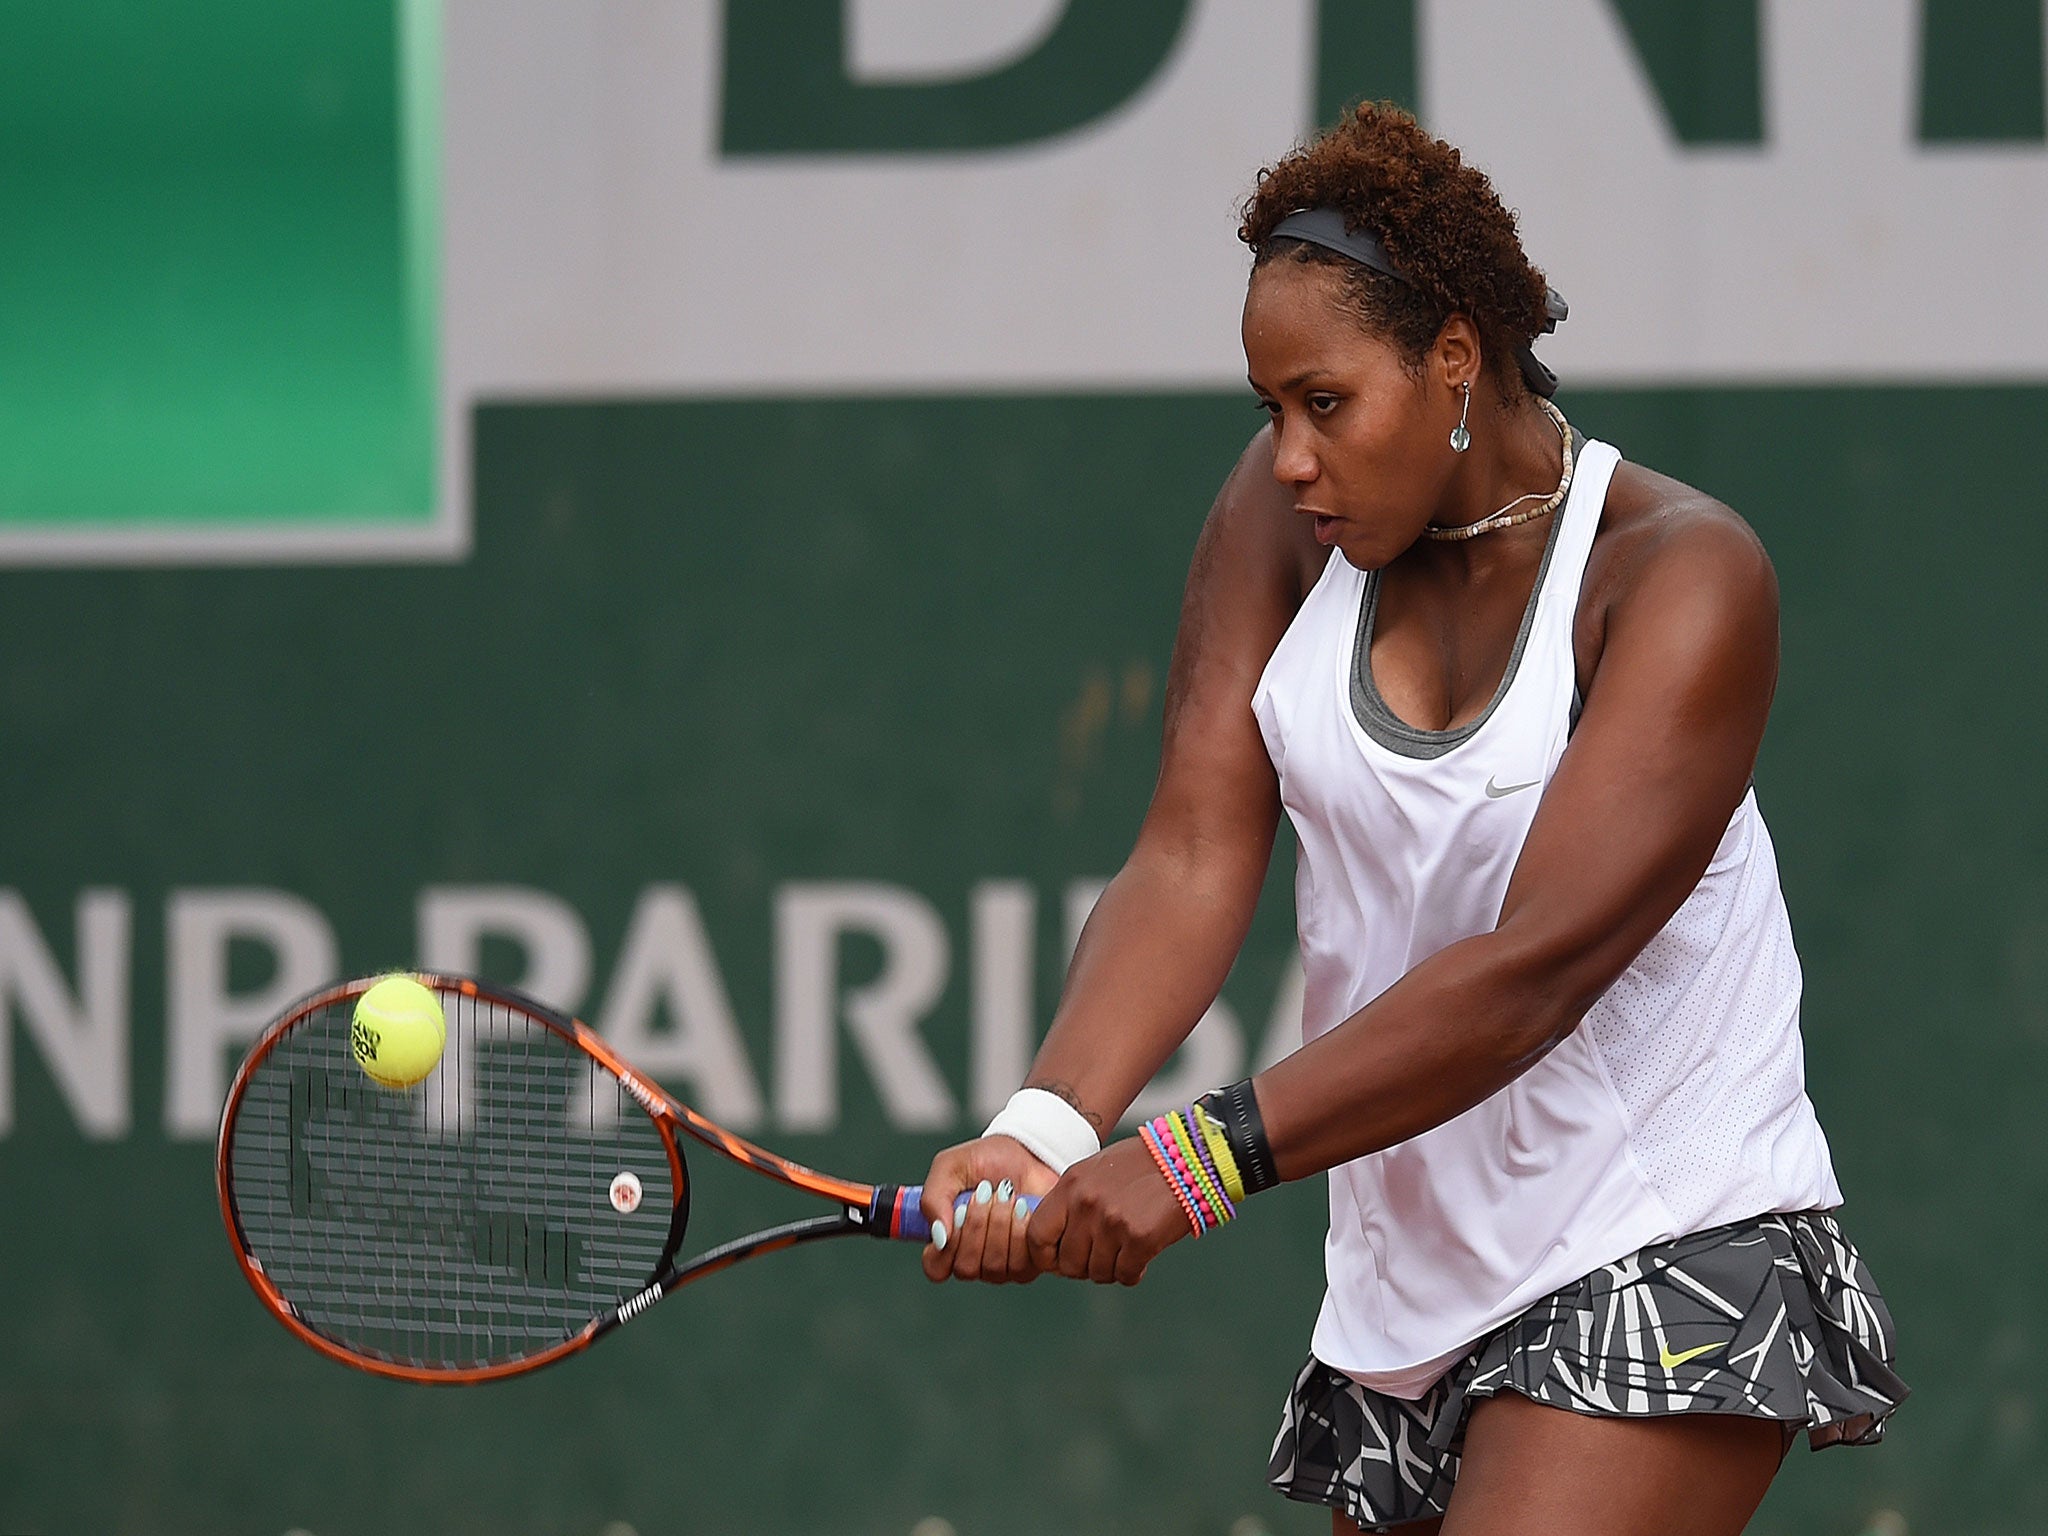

{"left": 876, "top": 1183, "right": 1040, "bottom": 1244}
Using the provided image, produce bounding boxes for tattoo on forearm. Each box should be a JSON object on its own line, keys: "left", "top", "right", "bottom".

{"left": 1026, "top": 1078, "right": 1107, "bottom": 1136}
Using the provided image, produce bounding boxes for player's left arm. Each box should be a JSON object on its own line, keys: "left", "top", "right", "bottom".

{"left": 1028, "top": 498, "right": 1781, "bottom": 1281}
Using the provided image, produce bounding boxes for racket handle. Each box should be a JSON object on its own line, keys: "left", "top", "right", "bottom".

{"left": 874, "top": 1183, "right": 1041, "bottom": 1244}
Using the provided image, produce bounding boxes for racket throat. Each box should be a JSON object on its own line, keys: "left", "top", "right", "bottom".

{"left": 612, "top": 1281, "right": 666, "bottom": 1327}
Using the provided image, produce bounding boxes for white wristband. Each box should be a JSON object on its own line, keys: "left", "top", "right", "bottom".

{"left": 984, "top": 1088, "right": 1101, "bottom": 1175}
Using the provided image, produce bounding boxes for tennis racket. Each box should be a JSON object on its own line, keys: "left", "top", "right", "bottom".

{"left": 216, "top": 972, "right": 1031, "bottom": 1383}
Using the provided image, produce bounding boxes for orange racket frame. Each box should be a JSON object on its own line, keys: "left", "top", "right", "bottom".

{"left": 216, "top": 973, "right": 943, "bottom": 1383}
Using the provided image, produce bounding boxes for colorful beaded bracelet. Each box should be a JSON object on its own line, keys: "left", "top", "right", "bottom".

{"left": 1140, "top": 1119, "right": 1205, "bottom": 1235}
{"left": 1141, "top": 1102, "right": 1247, "bottom": 1237}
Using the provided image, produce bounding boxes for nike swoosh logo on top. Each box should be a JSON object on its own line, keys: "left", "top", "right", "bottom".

{"left": 1484, "top": 775, "right": 1541, "bottom": 798}
{"left": 1658, "top": 1341, "right": 1726, "bottom": 1371}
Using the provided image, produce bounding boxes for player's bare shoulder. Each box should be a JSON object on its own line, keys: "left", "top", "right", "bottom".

{"left": 1574, "top": 457, "right": 1779, "bottom": 684}
{"left": 1201, "top": 425, "right": 1324, "bottom": 603}
{"left": 1159, "top": 427, "right": 1322, "bottom": 744}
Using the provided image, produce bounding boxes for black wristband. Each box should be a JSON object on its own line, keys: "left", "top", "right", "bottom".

{"left": 1200, "top": 1079, "right": 1279, "bottom": 1194}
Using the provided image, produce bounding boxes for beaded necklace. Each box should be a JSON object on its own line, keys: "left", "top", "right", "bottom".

{"left": 1422, "top": 398, "right": 1573, "bottom": 542}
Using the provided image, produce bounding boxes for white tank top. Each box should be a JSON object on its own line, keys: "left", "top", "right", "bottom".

{"left": 1250, "top": 438, "right": 1841, "bottom": 1398}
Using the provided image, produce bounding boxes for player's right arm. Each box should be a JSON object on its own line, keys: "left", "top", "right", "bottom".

{"left": 922, "top": 428, "right": 1309, "bottom": 1282}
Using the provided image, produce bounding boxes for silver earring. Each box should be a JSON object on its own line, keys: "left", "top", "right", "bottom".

{"left": 1449, "top": 382, "right": 1472, "bottom": 453}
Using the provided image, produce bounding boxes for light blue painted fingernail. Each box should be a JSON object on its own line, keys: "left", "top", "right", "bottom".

{"left": 995, "top": 1179, "right": 1015, "bottom": 1203}
{"left": 974, "top": 1180, "right": 993, "bottom": 1205}
{"left": 932, "top": 1219, "right": 949, "bottom": 1251}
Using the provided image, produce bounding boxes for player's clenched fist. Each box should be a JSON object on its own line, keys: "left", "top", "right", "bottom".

{"left": 919, "top": 1135, "right": 1058, "bottom": 1285}
{"left": 1025, "top": 1137, "right": 1191, "bottom": 1286}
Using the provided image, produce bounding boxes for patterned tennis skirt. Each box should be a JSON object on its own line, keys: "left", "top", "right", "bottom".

{"left": 1268, "top": 1210, "right": 1907, "bottom": 1531}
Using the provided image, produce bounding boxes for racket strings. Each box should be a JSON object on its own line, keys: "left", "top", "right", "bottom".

{"left": 227, "top": 988, "right": 680, "bottom": 1371}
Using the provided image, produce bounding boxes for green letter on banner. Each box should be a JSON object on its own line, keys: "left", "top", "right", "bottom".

{"left": 1605, "top": 0, "right": 1763, "bottom": 145}
{"left": 1919, "top": 0, "right": 2045, "bottom": 142}
{"left": 1315, "top": 0, "right": 1417, "bottom": 125}
{"left": 720, "top": 0, "right": 1193, "bottom": 156}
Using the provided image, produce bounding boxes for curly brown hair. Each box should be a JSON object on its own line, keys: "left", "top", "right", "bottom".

{"left": 1240, "top": 102, "right": 1551, "bottom": 396}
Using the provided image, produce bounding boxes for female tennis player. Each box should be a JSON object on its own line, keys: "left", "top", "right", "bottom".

{"left": 918, "top": 103, "right": 1905, "bottom": 1533}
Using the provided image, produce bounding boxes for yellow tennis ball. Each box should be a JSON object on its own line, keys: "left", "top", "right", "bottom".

{"left": 350, "top": 975, "right": 447, "bottom": 1088}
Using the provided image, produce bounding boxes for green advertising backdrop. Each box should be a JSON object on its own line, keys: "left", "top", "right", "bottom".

{"left": 3, "top": 387, "right": 2046, "bottom": 1533}
{"left": 5, "top": 1, "right": 2048, "bottom": 1532}
{"left": 0, "top": 0, "right": 436, "bottom": 541}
